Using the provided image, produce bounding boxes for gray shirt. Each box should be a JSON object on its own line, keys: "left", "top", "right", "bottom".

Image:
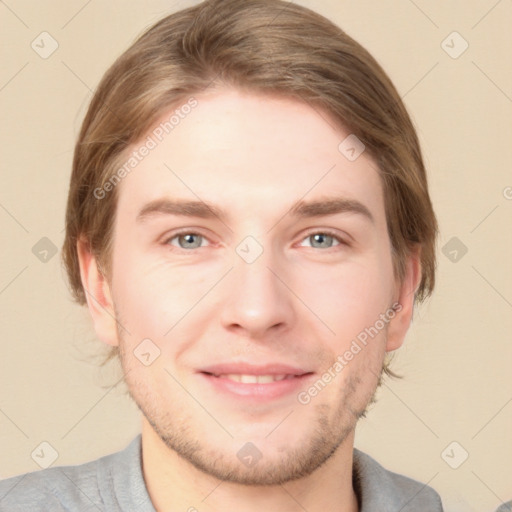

{"left": 0, "top": 435, "right": 443, "bottom": 511}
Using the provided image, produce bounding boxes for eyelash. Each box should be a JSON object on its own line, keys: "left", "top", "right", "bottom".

{"left": 162, "top": 229, "right": 350, "bottom": 252}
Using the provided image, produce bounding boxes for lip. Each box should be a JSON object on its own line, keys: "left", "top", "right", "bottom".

{"left": 196, "top": 363, "right": 315, "bottom": 401}
{"left": 199, "top": 362, "right": 311, "bottom": 376}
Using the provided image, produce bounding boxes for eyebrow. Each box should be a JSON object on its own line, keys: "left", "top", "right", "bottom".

{"left": 136, "top": 197, "right": 374, "bottom": 224}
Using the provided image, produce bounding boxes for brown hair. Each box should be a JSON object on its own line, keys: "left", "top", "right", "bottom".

{"left": 63, "top": 0, "right": 438, "bottom": 367}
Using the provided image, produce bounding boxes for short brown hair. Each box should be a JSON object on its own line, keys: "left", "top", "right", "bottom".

{"left": 63, "top": 0, "right": 438, "bottom": 345}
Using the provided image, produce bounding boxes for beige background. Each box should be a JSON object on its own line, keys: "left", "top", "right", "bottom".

{"left": 1, "top": 1, "right": 511, "bottom": 510}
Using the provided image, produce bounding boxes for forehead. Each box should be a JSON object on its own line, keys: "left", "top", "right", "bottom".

{"left": 115, "top": 88, "right": 385, "bottom": 228}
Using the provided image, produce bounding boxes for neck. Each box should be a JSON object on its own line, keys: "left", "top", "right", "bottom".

{"left": 140, "top": 417, "right": 359, "bottom": 512}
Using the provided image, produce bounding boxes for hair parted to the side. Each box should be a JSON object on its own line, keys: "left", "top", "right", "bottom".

{"left": 62, "top": 0, "right": 438, "bottom": 372}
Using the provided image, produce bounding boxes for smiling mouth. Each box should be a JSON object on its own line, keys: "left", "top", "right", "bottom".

{"left": 198, "top": 368, "right": 315, "bottom": 400}
{"left": 203, "top": 373, "right": 300, "bottom": 383}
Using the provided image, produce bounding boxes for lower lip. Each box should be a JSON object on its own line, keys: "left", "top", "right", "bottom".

{"left": 198, "top": 372, "right": 315, "bottom": 401}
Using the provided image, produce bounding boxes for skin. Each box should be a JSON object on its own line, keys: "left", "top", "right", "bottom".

{"left": 78, "top": 87, "right": 421, "bottom": 512}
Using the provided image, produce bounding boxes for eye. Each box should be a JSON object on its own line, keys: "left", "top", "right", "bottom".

{"left": 166, "top": 232, "right": 208, "bottom": 249}
{"left": 299, "top": 231, "right": 344, "bottom": 249}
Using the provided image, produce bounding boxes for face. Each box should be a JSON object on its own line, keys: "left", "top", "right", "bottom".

{"left": 81, "top": 87, "right": 418, "bottom": 485}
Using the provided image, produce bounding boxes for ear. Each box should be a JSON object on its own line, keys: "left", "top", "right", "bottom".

{"left": 385, "top": 247, "right": 422, "bottom": 352}
{"left": 77, "top": 238, "right": 119, "bottom": 346}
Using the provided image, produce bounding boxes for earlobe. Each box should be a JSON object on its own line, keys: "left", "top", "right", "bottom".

{"left": 385, "top": 247, "right": 422, "bottom": 352}
{"left": 77, "top": 239, "right": 119, "bottom": 346}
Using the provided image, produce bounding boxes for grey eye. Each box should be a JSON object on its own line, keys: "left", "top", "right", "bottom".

{"left": 172, "top": 233, "right": 204, "bottom": 249}
{"left": 308, "top": 233, "right": 337, "bottom": 249}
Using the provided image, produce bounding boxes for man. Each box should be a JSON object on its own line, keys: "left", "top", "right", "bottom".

{"left": 0, "top": 0, "right": 444, "bottom": 510}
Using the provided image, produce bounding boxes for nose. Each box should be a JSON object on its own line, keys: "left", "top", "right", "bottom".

{"left": 219, "top": 245, "right": 295, "bottom": 339}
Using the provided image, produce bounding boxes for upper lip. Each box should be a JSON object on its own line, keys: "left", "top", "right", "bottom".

{"left": 198, "top": 363, "right": 313, "bottom": 376}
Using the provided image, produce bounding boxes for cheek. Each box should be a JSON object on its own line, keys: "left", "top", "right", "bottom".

{"left": 110, "top": 246, "right": 221, "bottom": 346}
{"left": 293, "top": 253, "right": 394, "bottom": 345}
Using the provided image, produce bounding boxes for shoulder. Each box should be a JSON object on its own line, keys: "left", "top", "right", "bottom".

{"left": 353, "top": 448, "right": 444, "bottom": 511}
{"left": 0, "top": 458, "right": 103, "bottom": 512}
{"left": 0, "top": 436, "right": 151, "bottom": 512}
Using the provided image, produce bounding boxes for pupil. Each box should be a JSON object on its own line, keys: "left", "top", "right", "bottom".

{"left": 182, "top": 234, "right": 198, "bottom": 247}
{"left": 314, "top": 234, "right": 330, "bottom": 247}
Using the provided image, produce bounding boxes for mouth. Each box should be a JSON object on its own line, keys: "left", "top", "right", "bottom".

{"left": 197, "top": 363, "right": 315, "bottom": 401}
{"left": 205, "top": 373, "right": 297, "bottom": 383}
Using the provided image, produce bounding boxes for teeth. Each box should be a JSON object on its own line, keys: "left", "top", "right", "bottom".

{"left": 219, "top": 374, "right": 289, "bottom": 383}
